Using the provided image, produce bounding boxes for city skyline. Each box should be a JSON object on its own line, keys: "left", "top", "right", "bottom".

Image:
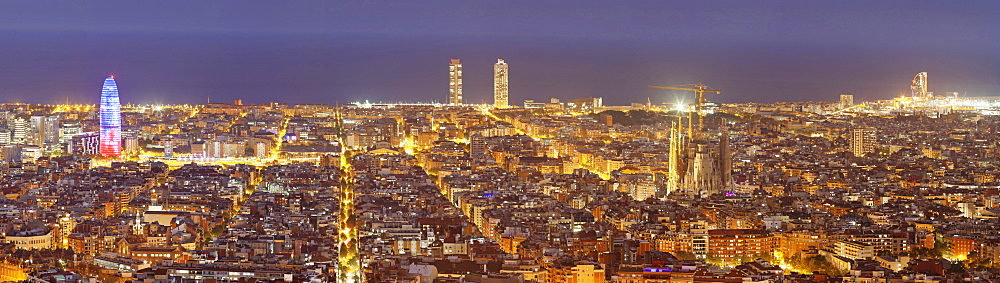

{"left": 3, "top": 2, "right": 1000, "bottom": 282}
{"left": 0, "top": 1, "right": 998, "bottom": 105}
{"left": 3, "top": 88, "right": 1000, "bottom": 281}
{"left": 1, "top": 68, "right": 968, "bottom": 107}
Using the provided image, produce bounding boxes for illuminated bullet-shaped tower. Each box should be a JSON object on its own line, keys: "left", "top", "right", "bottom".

{"left": 494, "top": 59, "right": 508, "bottom": 109}
{"left": 449, "top": 59, "right": 463, "bottom": 105}
{"left": 99, "top": 76, "right": 122, "bottom": 157}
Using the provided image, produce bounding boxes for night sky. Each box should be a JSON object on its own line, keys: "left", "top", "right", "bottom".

{"left": 0, "top": 1, "right": 997, "bottom": 105}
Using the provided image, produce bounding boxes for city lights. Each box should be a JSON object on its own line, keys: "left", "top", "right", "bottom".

{"left": 99, "top": 76, "right": 122, "bottom": 157}
{"left": 1, "top": 2, "right": 998, "bottom": 282}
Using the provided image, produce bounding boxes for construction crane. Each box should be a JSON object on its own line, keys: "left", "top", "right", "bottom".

{"left": 649, "top": 83, "right": 722, "bottom": 133}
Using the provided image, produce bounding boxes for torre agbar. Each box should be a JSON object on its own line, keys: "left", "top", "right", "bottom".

{"left": 99, "top": 76, "right": 122, "bottom": 156}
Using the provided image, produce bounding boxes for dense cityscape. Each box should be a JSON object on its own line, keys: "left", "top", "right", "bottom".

{"left": 1, "top": 64, "right": 1000, "bottom": 283}
{"left": 3, "top": 1, "right": 1000, "bottom": 283}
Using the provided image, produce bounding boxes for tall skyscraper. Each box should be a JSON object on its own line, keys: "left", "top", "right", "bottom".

{"left": 494, "top": 59, "right": 509, "bottom": 109}
{"left": 43, "top": 116, "right": 60, "bottom": 144}
{"left": 11, "top": 117, "right": 27, "bottom": 144}
{"left": 449, "top": 59, "right": 463, "bottom": 105}
{"left": 850, "top": 127, "right": 877, "bottom": 157}
{"left": 29, "top": 116, "right": 45, "bottom": 146}
{"left": 839, "top": 94, "right": 854, "bottom": 108}
{"left": 911, "top": 72, "right": 929, "bottom": 98}
{"left": 99, "top": 76, "right": 122, "bottom": 157}
{"left": 29, "top": 115, "right": 60, "bottom": 146}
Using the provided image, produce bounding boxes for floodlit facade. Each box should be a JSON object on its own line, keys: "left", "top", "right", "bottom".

{"left": 840, "top": 93, "right": 854, "bottom": 108}
{"left": 835, "top": 240, "right": 875, "bottom": 260}
{"left": 99, "top": 76, "right": 122, "bottom": 156}
{"left": 850, "top": 127, "right": 877, "bottom": 157}
{"left": 12, "top": 118, "right": 28, "bottom": 144}
{"left": 29, "top": 115, "right": 59, "bottom": 146}
{"left": 449, "top": 59, "right": 463, "bottom": 105}
{"left": 2, "top": 228, "right": 53, "bottom": 250}
{"left": 912, "top": 72, "right": 929, "bottom": 98}
{"left": 494, "top": 59, "right": 508, "bottom": 109}
{"left": 707, "top": 229, "right": 776, "bottom": 261}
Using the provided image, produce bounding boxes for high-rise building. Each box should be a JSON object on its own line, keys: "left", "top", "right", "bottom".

{"left": 71, "top": 133, "right": 101, "bottom": 156}
{"left": 12, "top": 117, "right": 28, "bottom": 144}
{"left": 601, "top": 114, "right": 613, "bottom": 127}
{"left": 60, "top": 122, "right": 82, "bottom": 140}
{"left": 1, "top": 144, "right": 21, "bottom": 162}
{"left": 124, "top": 136, "right": 140, "bottom": 154}
{"left": 493, "top": 59, "right": 509, "bottom": 109}
{"left": 44, "top": 116, "right": 60, "bottom": 144}
{"left": 205, "top": 140, "right": 222, "bottom": 158}
{"left": 911, "top": 72, "right": 929, "bottom": 98}
{"left": 839, "top": 94, "right": 854, "bottom": 108}
{"left": 707, "top": 229, "right": 776, "bottom": 263}
{"left": 850, "top": 127, "right": 877, "bottom": 157}
{"left": 255, "top": 141, "right": 269, "bottom": 159}
{"left": 100, "top": 76, "right": 123, "bottom": 157}
{"left": 448, "top": 59, "right": 463, "bottom": 105}
{"left": 29, "top": 115, "right": 60, "bottom": 147}
{"left": 29, "top": 116, "right": 45, "bottom": 146}
{"left": 470, "top": 133, "right": 486, "bottom": 157}
{"left": 163, "top": 138, "right": 174, "bottom": 157}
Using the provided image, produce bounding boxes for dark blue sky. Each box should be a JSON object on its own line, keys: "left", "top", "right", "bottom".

{"left": 0, "top": 1, "right": 997, "bottom": 105}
